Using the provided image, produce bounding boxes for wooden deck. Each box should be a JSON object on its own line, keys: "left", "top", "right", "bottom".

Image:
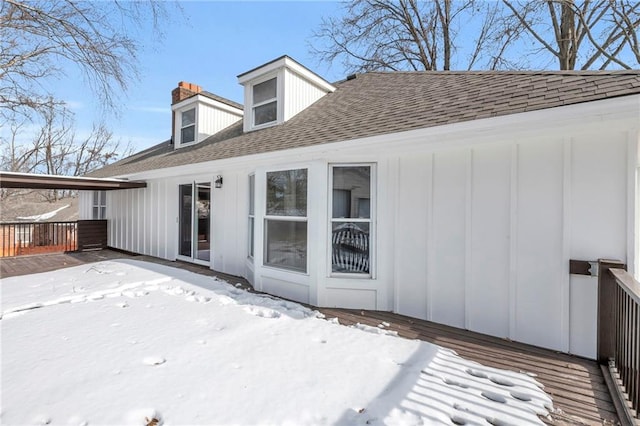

{"left": 0, "top": 250, "right": 620, "bottom": 425}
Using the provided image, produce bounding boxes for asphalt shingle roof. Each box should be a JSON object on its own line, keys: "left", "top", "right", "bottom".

{"left": 0, "top": 194, "right": 79, "bottom": 222}
{"left": 90, "top": 71, "right": 640, "bottom": 178}
{"left": 200, "top": 91, "right": 243, "bottom": 110}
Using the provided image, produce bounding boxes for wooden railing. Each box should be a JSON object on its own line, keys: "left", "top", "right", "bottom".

{"left": 0, "top": 220, "right": 108, "bottom": 257}
{"left": 598, "top": 260, "right": 640, "bottom": 423}
{"left": 0, "top": 221, "right": 77, "bottom": 257}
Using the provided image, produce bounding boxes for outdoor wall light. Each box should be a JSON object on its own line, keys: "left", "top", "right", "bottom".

{"left": 215, "top": 175, "right": 223, "bottom": 189}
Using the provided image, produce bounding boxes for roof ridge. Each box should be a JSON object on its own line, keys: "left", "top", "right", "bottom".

{"left": 358, "top": 70, "right": 640, "bottom": 76}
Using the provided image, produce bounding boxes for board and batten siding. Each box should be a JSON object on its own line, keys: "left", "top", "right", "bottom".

{"left": 197, "top": 103, "right": 242, "bottom": 143}
{"left": 82, "top": 95, "right": 639, "bottom": 359}
{"left": 78, "top": 191, "right": 93, "bottom": 219}
{"left": 98, "top": 173, "right": 250, "bottom": 279}
{"left": 393, "top": 131, "right": 631, "bottom": 358}
{"left": 105, "top": 179, "right": 178, "bottom": 261}
{"left": 283, "top": 68, "right": 331, "bottom": 122}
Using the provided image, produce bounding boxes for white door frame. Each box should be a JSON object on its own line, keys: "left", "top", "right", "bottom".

{"left": 176, "top": 179, "right": 212, "bottom": 266}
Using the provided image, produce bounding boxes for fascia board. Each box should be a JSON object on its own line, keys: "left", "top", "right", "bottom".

{"left": 238, "top": 57, "right": 335, "bottom": 93}
{"left": 172, "top": 94, "right": 243, "bottom": 116}
{"left": 283, "top": 59, "right": 336, "bottom": 93}
{"left": 238, "top": 57, "right": 287, "bottom": 84}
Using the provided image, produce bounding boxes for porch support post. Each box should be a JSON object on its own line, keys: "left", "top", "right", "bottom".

{"left": 597, "top": 259, "right": 627, "bottom": 364}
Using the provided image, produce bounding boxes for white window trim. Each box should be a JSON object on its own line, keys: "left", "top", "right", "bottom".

{"left": 263, "top": 167, "right": 309, "bottom": 274}
{"left": 93, "top": 190, "right": 107, "bottom": 220}
{"left": 248, "top": 174, "right": 255, "bottom": 260}
{"left": 250, "top": 73, "right": 280, "bottom": 130}
{"left": 180, "top": 107, "right": 197, "bottom": 146}
{"left": 328, "top": 163, "right": 376, "bottom": 279}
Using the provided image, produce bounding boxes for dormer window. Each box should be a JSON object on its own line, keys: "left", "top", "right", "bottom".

{"left": 171, "top": 81, "right": 242, "bottom": 149}
{"left": 238, "top": 56, "right": 335, "bottom": 133}
{"left": 181, "top": 108, "right": 196, "bottom": 144}
{"left": 253, "top": 78, "right": 277, "bottom": 126}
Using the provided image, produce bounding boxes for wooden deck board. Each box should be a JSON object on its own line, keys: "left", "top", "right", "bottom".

{"left": 319, "top": 308, "right": 619, "bottom": 425}
{"left": 0, "top": 250, "right": 620, "bottom": 425}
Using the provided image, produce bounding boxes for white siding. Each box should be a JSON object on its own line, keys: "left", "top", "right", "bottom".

{"left": 468, "top": 145, "right": 511, "bottom": 338}
{"left": 78, "top": 191, "right": 93, "bottom": 219}
{"left": 394, "top": 154, "right": 430, "bottom": 319}
{"left": 567, "top": 132, "right": 628, "bottom": 357}
{"left": 431, "top": 150, "right": 468, "bottom": 329}
{"left": 197, "top": 104, "right": 242, "bottom": 143}
{"left": 105, "top": 178, "right": 179, "bottom": 259}
{"left": 173, "top": 98, "right": 242, "bottom": 149}
{"left": 283, "top": 68, "right": 328, "bottom": 122}
{"left": 515, "top": 139, "right": 565, "bottom": 351}
{"left": 99, "top": 96, "right": 638, "bottom": 358}
{"left": 392, "top": 131, "right": 631, "bottom": 357}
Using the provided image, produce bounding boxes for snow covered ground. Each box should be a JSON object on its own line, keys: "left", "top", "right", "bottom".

{"left": 1, "top": 260, "right": 553, "bottom": 425}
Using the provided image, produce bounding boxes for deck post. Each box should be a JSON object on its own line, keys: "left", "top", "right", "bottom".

{"left": 598, "top": 259, "right": 627, "bottom": 364}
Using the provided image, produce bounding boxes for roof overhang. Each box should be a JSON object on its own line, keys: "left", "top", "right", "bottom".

{"left": 0, "top": 172, "right": 147, "bottom": 191}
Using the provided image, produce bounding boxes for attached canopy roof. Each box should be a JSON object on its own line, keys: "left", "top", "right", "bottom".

{"left": 0, "top": 171, "right": 146, "bottom": 191}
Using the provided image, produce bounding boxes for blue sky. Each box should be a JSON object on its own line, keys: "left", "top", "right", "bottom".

{"left": 60, "top": 1, "right": 346, "bottom": 151}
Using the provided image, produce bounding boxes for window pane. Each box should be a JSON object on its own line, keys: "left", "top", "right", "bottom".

{"left": 182, "top": 108, "right": 195, "bottom": 126}
{"left": 100, "top": 207, "right": 106, "bottom": 219}
{"left": 332, "top": 166, "right": 371, "bottom": 218}
{"left": 181, "top": 125, "right": 195, "bottom": 144}
{"left": 266, "top": 169, "right": 307, "bottom": 216}
{"left": 332, "top": 189, "right": 350, "bottom": 218}
{"left": 179, "top": 184, "right": 193, "bottom": 257}
{"left": 253, "top": 78, "right": 276, "bottom": 104}
{"left": 358, "top": 198, "right": 370, "bottom": 218}
{"left": 254, "top": 102, "right": 277, "bottom": 126}
{"left": 93, "top": 191, "right": 99, "bottom": 205}
{"left": 100, "top": 190, "right": 106, "bottom": 205}
{"left": 249, "top": 175, "right": 255, "bottom": 215}
{"left": 332, "top": 222, "right": 370, "bottom": 274}
{"left": 265, "top": 220, "right": 307, "bottom": 272}
{"left": 92, "top": 207, "right": 99, "bottom": 219}
{"left": 249, "top": 217, "right": 255, "bottom": 257}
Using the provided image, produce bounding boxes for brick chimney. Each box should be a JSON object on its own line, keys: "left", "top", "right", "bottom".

{"left": 172, "top": 81, "right": 202, "bottom": 104}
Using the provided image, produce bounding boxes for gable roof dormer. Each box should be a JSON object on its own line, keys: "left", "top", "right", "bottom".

{"left": 237, "top": 56, "right": 335, "bottom": 133}
{"left": 171, "top": 81, "right": 243, "bottom": 149}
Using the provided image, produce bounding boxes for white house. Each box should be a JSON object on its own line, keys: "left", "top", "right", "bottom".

{"left": 85, "top": 56, "right": 640, "bottom": 359}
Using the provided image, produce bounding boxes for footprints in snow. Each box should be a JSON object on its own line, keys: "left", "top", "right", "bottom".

{"left": 4, "top": 265, "right": 315, "bottom": 325}
{"left": 244, "top": 306, "right": 281, "bottom": 318}
{"left": 423, "top": 366, "right": 537, "bottom": 425}
{"left": 32, "top": 410, "right": 162, "bottom": 426}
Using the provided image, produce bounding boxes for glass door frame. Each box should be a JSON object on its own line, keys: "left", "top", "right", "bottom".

{"left": 177, "top": 180, "right": 212, "bottom": 266}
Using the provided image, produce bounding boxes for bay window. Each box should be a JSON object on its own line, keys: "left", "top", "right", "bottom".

{"left": 264, "top": 168, "right": 307, "bottom": 272}
{"left": 330, "top": 165, "right": 372, "bottom": 275}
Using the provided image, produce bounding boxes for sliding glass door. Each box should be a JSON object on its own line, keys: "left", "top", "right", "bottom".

{"left": 178, "top": 182, "right": 211, "bottom": 263}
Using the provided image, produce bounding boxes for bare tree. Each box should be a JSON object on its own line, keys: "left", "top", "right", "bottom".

{"left": 0, "top": 103, "right": 132, "bottom": 200}
{"left": 502, "top": 0, "right": 640, "bottom": 70}
{"left": 312, "top": 0, "right": 640, "bottom": 72}
{"left": 0, "top": 0, "right": 171, "bottom": 119}
{"left": 311, "top": 0, "right": 510, "bottom": 72}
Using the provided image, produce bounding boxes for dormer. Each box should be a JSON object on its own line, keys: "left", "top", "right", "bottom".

{"left": 171, "top": 81, "right": 243, "bottom": 149}
{"left": 237, "top": 56, "right": 335, "bottom": 133}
